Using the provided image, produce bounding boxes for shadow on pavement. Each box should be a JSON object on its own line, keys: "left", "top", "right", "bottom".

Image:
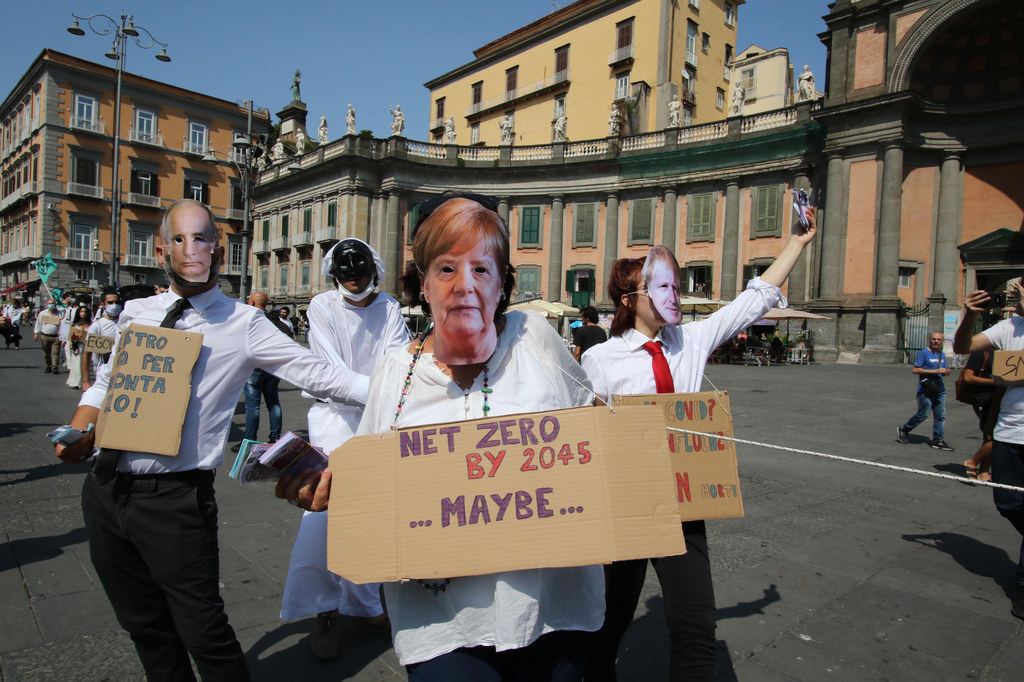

{"left": 4, "top": 527, "right": 89, "bottom": 568}
{"left": 716, "top": 583, "right": 780, "bottom": 620}
{"left": 903, "top": 531, "right": 1018, "bottom": 598}
{"left": 247, "top": 617, "right": 394, "bottom": 681}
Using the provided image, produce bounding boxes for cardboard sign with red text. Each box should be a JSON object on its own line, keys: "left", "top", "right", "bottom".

{"left": 95, "top": 323, "right": 203, "bottom": 456}
{"left": 327, "top": 405, "right": 685, "bottom": 583}
{"left": 994, "top": 351, "right": 1024, "bottom": 382}
{"left": 613, "top": 391, "right": 743, "bottom": 521}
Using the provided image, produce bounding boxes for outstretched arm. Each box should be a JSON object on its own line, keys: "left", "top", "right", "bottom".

{"left": 759, "top": 207, "right": 817, "bottom": 288}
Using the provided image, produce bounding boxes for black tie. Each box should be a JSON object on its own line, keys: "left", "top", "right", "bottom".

{"left": 160, "top": 298, "right": 191, "bottom": 328}
{"left": 94, "top": 297, "right": 192, "bottom": 484}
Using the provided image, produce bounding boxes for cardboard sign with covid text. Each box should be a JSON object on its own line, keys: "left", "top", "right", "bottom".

{"left": 994, "top": 351, "right": 1024, "bottom": 382}
{"left": 613, "top": 391, "right": 742, "bottom": 522}
{"left": 327, "top": 405, "right": 685, "bottom": 584}
{"left": 94, "top": 323, "right": 203, "bottom": 456}
{"left": 84, "top": 332, "right": 115, "bottom": 354}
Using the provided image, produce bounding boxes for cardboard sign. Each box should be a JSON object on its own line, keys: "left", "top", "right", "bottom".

{"left": 84, "top": 332, "right": 115, "bottom": 354}
{"left": 994, "top": 351, "right": 1024, "bottom": 381}
{"left": 613, "top": 391, "right": 743, "bottom": 522}
{"left": 94, "top": 323, "right": 203, "bottom": 456}
{"left": 327, "top": 405, "right": 685, "bottom": 583}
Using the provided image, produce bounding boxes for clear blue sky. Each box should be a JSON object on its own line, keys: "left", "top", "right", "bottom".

{"left": 0, "top": 0, "right": 831, "bottom": 139}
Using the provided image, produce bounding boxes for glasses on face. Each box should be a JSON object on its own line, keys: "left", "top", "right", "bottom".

{"left": 413, "top": 193, "right": 499, "bottom": 235}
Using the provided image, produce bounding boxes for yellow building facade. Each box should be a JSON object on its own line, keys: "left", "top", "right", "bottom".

{"left": 424, "top": 0, "right": 742, "bottom": 146}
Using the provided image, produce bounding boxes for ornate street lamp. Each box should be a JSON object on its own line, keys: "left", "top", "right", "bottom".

{"left": 67, "top": 12, "right": 170, "bottom": 286}
{"left": 203, "top": 102, "right": 261, "bottom": 301}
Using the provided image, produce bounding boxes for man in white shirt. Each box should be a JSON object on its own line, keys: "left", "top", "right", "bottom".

{"left": 33, "top": 298, "right": 62, "bottom": 373}
{"left": 81, "top": 286, "right": 121, "bottom": 391}
{"left": 55, "top": 199, "right": 373, "bottom": 680}
{"left": 954, "top": 284, "right": 1024, "bottom": 621}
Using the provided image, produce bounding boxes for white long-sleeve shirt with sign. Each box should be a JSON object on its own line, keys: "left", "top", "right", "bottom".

{"left": 80, "top": 287, "right": 370, "bottom": 473}
{"left": 355, "top": 310, "right": 603, "bottom": 666}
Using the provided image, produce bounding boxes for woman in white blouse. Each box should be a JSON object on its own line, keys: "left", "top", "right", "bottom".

{"left": 279, "top": 195, "right": 602, "bottom": 681}
{"left": 581, "top": 209, "right": 816, "bottom": 681}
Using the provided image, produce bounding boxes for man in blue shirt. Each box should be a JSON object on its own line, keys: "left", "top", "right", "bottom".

{"left": 897, "top": 331, "right": 954, "bottom": 450}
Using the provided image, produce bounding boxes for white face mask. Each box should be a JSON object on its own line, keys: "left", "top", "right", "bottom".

{"left": 105, "top": 304, "right": 123, "bottom": 317}
{"left": 343, "top": 279, "right": 376, "bottom": 302}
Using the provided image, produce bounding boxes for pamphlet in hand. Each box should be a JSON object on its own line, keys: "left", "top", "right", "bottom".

{"left": 258, "top": 431, "right": 328, "bottom": 480}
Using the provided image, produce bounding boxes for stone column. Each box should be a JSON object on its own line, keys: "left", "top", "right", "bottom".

{"left": 933, "top": 152, "right": 962, "bottom": 302}
{"left": 720, "top": 182, "right": 740, "bottom": 300}
{"left": 819, "top": 154, "right": 845, "bottom": 300}
{"left": 874, "top": 143, "right": 903, "bottom": 298}
{"left": 787, "top": 171, "right": 811, "bottom": 304}
{"left": 861, "top": 144, "right": 904, "bottom": 364}
{"left": 602, "top": 193, "right": 619, "bottom": 305}
{"left": 384, "top": 191, "right": 401, "bottom": 295}
{"left": 496, "top": 197, "right": 510, "bottom": 226}
{"left": 547, "top": 196, "right": 564, "bottom": 301}
{"left": 661, "top": 186, "right": 678, "bottom": 250}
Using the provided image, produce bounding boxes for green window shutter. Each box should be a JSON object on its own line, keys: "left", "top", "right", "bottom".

{"left": 576, "top": 204, "right": 594, "bottom": 243}
{"left": 742, "top": 264, "right": 753, "bottom": 289}
{"left": 281, "top": 215, "right": 289, "bottom": 238}
{"left": 303, "top": 208, "right": 312, "bottom": 232}
{"left": 262, "top": 220, "right": 269, "bottom": 241}
{"left": 755, "top": 186, "right": 778, "bottom": 233}
{"left": 522, "top": 207, "right": 540, "bottom": 244}
{"left": 680, "top": 266, "right": 689, "bottom": 293}
{"left": 327, "top": 202, "right": 338, "bottom": 227}
{"left": 692, "top": 194, "right": 712, "bottom": 238}
{"left": 631, "top": 199, "right": 652, "bottom": 241}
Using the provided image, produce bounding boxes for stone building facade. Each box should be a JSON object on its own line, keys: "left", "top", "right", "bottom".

{"left": 248, "top": 0, "right": 1022, "bottom": 363}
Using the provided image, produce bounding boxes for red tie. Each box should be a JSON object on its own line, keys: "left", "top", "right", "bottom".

{"left": 643, "top": 341, "right": 675, "bottom": 394}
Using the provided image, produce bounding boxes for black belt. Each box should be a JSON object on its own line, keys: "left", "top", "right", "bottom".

{"left": 112, "top": 468, "right": 215, "bottom": 485}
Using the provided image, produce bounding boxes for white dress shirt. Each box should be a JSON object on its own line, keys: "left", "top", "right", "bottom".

{"left": 80, "top": 288, "right": 370, "bottom": 473}
{"left": 356, "top": 310, "right": 604, "bottom": 666}
{"left": 583, "top": 277, "right": 785, "bottom": 399}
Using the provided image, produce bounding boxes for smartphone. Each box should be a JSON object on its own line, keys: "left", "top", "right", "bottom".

{"left": 983, "top": 292, "right": 1019, "bottom": 309}
{"left": 46, "top": 425, "right": 88, "bottom": 447}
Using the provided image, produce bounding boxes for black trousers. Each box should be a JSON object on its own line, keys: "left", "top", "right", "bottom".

{"left": 81, "top": 467, "right": 249, "bottom": 681}
{"left": 585, "top": 520, "right": 716, "bottom": 682}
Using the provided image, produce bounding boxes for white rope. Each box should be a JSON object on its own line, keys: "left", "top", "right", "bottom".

{"left": 666, "top": 427, "right": 1024, "bottom": 493}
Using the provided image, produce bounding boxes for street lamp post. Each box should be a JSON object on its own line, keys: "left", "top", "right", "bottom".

{"left": 68, "top": 12, "right": 170, "bottom": 287}
{"left": 203, "top": 101, "right": 261, "bottom": 301}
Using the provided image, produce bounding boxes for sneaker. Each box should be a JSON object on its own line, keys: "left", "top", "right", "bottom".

{"left": 930, "top": 439, "right": 954, "bottom": 451}
{"left": 896, "top": 427, "right": 909, "bottom": 444}
{"left": 1012, "top": 587, "right": 1024, "bottom": 621}
{"left": 230, "top": 443, "right": 241, "bottom": 453}
{"left": 310, "top": 610, "right": 340, "bottom": 660}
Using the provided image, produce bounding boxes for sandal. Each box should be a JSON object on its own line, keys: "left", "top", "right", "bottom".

{"left": 963, "top": 461, "right": 981, "bottom": 480}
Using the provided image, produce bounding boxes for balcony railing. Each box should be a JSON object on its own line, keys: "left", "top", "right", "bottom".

{"left": 64, "top": 247, "right": 104, "bottom": 262}
{"left": 125, "top": 254, "right": 158, "bottom": 268}
{"left": 608, "top": 45, "right": 635, "bottom": 66}
{"left": 252, "top": 240, "right": 271, "bottom": 254}
{"left": 271, "top": 236, "right": 290, "bottom": 250}
{"left": 464, "top": 70, "right": 572, "bottom": 117}
{"left": 128, "top": 127, "right": 163, "bottom": 146}
{"left": 273, "top": 286, "right": 289, "bottom": 297}
{"left": 429, "top": 117, "right": 445, "bottom": 131}
{"left": 0, "top": 243, "right": 41, "bottom": 266}
{"left": 292, "top": 231, "right": 313, "bottom": 247}
{"left": 685, "top": 50, "right": 698, "bottom": 68}
{"left": 315, "top": 226, "right": 338, "bottom": 243}
{"left": 681, "top": 87, "right": 696, "bottom": 105}
{"left": 126, "top": 193, "right": 161, "bottom": 208}
{"left": 298, "top": 284, "right": 311, "bottom": 296}
{"left": 223, "top": 262, "right": 245, "bottom": 275}
{"left": 182, "top": 141, "right": 207, "bottom": 156}
{"left": 0, "top": 181, "right": 38, "bottom": 211}
{"left": 66, "top": 182, "right": 104, "bottom": 199}
{"left": 70, "top": 118, "right": 105, "bottom": 135}
{"left": 225, "top": 208, "right": 245, "bottom": 221}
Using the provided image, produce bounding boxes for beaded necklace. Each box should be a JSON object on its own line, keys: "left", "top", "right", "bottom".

{"left": 392, "top": 324, "right": 491, "bottom": 428}
{"left": 393, "top": 324, "right": 494, "bottom": 594}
